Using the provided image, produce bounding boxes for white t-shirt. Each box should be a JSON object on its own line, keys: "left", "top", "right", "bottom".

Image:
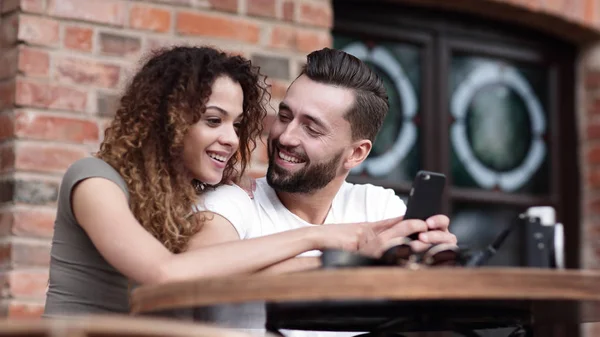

{"left": 197, "top": 178, "right": 407, "bottom": 337}
{"left": 200, "top": 177, "right": 406, "bottom": 244}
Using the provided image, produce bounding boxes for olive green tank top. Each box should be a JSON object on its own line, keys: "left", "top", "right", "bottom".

{"left": 44, "top": 157, "right": 130, "bottom": 316}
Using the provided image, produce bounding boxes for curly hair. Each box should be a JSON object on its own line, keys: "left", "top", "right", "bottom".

{"left": 96, "top": 46, "right": 269, "bottom": 253}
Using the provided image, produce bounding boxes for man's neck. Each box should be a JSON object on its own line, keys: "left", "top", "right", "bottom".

{"left": 275, "top": 177, "right": 346, "bottom": 225}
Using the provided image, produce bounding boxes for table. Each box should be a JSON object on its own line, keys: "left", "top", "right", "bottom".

{"left": 130, "top": 268, "right": 600, "bottom": 337}
{"left": 0, "top": 315, "right": 261, "bottom": 337}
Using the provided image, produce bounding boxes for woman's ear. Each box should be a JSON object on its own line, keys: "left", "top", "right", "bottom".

{"left": 343, "top": 140, "right": 372, "bottom": 170}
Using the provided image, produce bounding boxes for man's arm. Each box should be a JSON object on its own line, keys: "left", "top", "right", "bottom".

{"left": 256, "top": 257, "right": 321, "bottom": 274}
{"left": 186, "top": 212, "right": 323, "bottom": 275}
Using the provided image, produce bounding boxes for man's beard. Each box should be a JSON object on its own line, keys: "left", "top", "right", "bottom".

{"left": 266, "top": 140, "right": 343, "bottom": 194}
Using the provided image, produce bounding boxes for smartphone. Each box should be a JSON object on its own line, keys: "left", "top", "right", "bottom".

{"left": 404, "top": 171, "right": 446, "bottom": 240}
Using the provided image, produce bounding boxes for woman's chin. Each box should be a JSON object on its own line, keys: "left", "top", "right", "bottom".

{"left": 198, "top": 175, "right": 222, "bottom": 186}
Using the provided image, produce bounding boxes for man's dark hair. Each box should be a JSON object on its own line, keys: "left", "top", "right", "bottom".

{"left": 299, "top": 47, "right": 389, "bottom": 142}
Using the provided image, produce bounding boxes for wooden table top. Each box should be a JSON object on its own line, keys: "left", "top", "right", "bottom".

{"left": 130, "top": 267, "right": 600, "bottom": 331}
{"left": 131, "top": 267, "right": 600, "bottom": 313}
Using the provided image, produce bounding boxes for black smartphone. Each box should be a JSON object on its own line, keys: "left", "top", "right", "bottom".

{"left": 404, "top": 171, "right": 446, "bottom": 240}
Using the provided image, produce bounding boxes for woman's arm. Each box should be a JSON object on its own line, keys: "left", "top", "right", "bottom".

{"left": 73, "top": 177, "right": 325, "bottom": 285}
{"left": 73, "top": 177, "right": 398, "bottom": 284}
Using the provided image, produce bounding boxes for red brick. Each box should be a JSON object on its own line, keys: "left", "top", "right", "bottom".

{"left": 54, "top": 56, "right": 120, "bottom": 89}
{"left": 0, "top": 245, "right": 10, "bottom": 267}
{"left": 1, "top": 13, "right": 19, "bottom": 48}
{"left": 13, "top": 208, "right": 55, "bottom": 238}
{"left": 7, "top": 270, "right": 48, "bottom": 298}
{"left": 588, "top": 121, "right": 600, "bottom": 139}
{"left": 0, "top": 112, "right": 15, "bottom": 142}
{"left": 17, "top": 46, "right": 49, "bottom": 78}
{"left": 7, "top": 301, "right": 44, "bottom": 318}
{"left": 248, "top": 0, "right": 275, "bottom": 18}
{"left": 270, "top": 25, "right": 296, "bottom": 50}
{"left": 298, "top": 2, "right": 332, "bottom": 28}
{"left": 1, "top": 0, "right": 19, "bottom": 13}
{"left": 267, "top": 78, "right": 288, "bottom": 100}
{"left": 16, "top": 142, "right": 87, "bottom": 173}
{"left": 0, "top": 144, "right": 15, "bottom": 173}
{"left": 0, "top": 209, "right": 14, "bottom": 236}
{"left": 0, "top": 47, "right": 18, "bottom": 80}
{"left": 51, "top": 86, "right": 89, "bottom": 112}
{"left": 587, "top": 195, "right": 600, "bottom": 215}
{"left": 564, "top": 0, "right": 585, "bottom": 21}
{"left": 21, "top": 0, "right": 46, "bottom": 13}
{"left": 129, "top": 4, "right": 172, "bottom": 33}
{"left": 542, "top": 0, "right": 565, "bottom": 12}
{"left": 15, "top": 79, "right": 47, "bottom": 109}
{"left": 586, "top": 71, "right": 600, "bottom": 89}
{"left": 589, "top": 96, "right": 600, "bottom": 116}
{"left": 1, "top": 207, "right": 55, "bottom": 238}
{"left": 585, "top": 0, "right": 598, "bottom": 25}
{"left": 14, "top": 110, "right": 99, "bottom": 143}
{"left": 99, "top": 32, "right": 141, "bottom": 58}
{"left": 63, "top": 25, "right": 93, "bottom": 52}
{"left": 588, "top": 167, "right": 600, "bottom": 188}
{"left": 253, "top": 134, "right": 268, "bottom": 164}
{"left": 588, "top": 145, "right": 600, "bottom": 164}
{"left": 208, "top": 0, "right": 237, "bottom": 12}
{"left": 0, "top": 80, "right": 16, "bottom": 111}
{"left": 296, "top": 29, "right": 331, "bottom": 53}
{"left": 176, "top": 11, "right": 260, "bottom": 44}
{"left": 150, "top": 0, "right": 190, "bottom": 5}
{"left": 12, "top": 240, "right": 51, "bottom": 267}
{"left": 16, "top": 79, "right": 86, "bottom": 112}
{"left": 47, "top": 0, "right": 126, "bottom": 26}
{"left": 18, "top": 14, "right": 59, "bottom": 46}
{"left": 282, "top": 0, "right": 295, "bottom": 21}
{"left": 262, "top": 113, "right": 275, "bottom": 134}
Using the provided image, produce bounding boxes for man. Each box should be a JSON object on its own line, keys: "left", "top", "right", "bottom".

{"left": 195, "top": 47, "right": 456, "bottom": 269}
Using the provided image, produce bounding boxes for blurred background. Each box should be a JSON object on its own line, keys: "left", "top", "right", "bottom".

{"left": 0, "top": 0, "right": 598, "bottom": 336}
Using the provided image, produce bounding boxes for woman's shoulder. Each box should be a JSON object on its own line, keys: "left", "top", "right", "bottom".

{"left": 61, "top": 156, "right": 129, "bottom": 199}
{"left": 67, "top": 156, "right": 115, "bottom": 173}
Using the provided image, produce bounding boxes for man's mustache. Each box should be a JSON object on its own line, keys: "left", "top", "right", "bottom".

{"left": 269, "top": 140, "right": 309, "bottom": 162}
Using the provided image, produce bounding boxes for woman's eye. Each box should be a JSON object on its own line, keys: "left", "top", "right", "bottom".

{"left": 206, "top": 118, "right": 221, "bottom": 126}
{"left": 234, "top": 122, "right": 242, "bottom": 134}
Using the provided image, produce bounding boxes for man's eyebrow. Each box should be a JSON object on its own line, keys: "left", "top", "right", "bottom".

{"left": 279, "top": 101, "right": 328, "bottom": 130}
{"left": 303, "top": 114, "right": 328, "bottom": 130}
{"left": 279, "top": 102, "right": 291, "bottom": 112}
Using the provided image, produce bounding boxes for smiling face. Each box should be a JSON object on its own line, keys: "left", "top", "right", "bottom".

{"left": 182, "top": 75, "right": 244, "bottom": 185}
{"left": 266, "top": 75, "right": 359, "bottom": 193}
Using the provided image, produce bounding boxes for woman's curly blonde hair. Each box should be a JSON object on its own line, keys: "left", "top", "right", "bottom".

{"left": 96, "top": 46, "right": 268, "bottom": 253}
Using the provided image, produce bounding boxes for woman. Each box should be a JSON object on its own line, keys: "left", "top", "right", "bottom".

{"left": 44, "top": 46, "right": 395, "bottom": 316}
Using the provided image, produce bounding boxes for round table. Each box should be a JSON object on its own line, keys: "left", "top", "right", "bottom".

{"left": 130, "top": 267, "right": 600, "bottom": 336}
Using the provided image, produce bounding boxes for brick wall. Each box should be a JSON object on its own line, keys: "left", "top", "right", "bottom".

{"left": 0, "top": 0, "right": 332, "bottom": 317}
{"left": 580, "top": 43, "right": 600, "bottom": 337}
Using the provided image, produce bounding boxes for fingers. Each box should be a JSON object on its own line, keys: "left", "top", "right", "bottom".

{"left": 378, "top": 219, "right": 428, "bottom": 242}
{"left": 418, "top": 230, "right": 457, "bottom": 245}
{"left": 408, "top": 240, "right": 431, "bottom": 253}
{"left": 425, "top": 214, "right": 450, "bottom": 231}
{"left": 370, "top": 216, "right": 404, "bottom": 233}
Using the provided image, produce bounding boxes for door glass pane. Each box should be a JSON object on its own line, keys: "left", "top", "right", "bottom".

{"left": 451, "top": 202, "right": 525, "bottom": 266}
{"left": 449, "top": 55, "right": 550, "bottom": 195}
{"left": 334, "top": 35, "right": 421, "bottom": 183}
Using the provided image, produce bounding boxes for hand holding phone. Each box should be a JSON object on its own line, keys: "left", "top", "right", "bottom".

{"left": 403, "top": 171, "right": 446, "bottom": 240}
